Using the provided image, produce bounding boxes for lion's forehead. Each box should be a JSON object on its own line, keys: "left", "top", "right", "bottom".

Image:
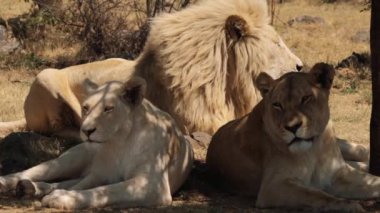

{"left": 97, "top": 81, "right": 124, "bottom": 93}
{"left": 86, "top": 94, "right": 118, "bottom": 107}
{"left": 84, "top": 83, "right": 124, "bottom": 108}
{"left": 271, "top": 74, "right": 314, "bottom": 103}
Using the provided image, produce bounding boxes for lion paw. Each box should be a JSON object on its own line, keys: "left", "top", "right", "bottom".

{"left": 42, "top": 189, "right": 82, "bottom": 210}
{"left": 16, "top": 179, "right": 36, "bottom": 198}
{"left": 0, "top": 177, "right": 13, "bottom": 193}
{"left": 0, "top": 177, "right": 7, "bottom": 193}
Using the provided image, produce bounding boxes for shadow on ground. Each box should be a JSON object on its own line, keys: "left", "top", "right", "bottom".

{"left": 0, "top": 132, "right": 380, "bottom": 212}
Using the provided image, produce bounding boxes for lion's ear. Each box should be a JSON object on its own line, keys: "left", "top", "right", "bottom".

{"left": 255, "top": 73, "right": 275, "bottom": 97}
{"left": 309, "top": 63, "right": 335, "bottom": 89}
{"left": 122, "top": 77, "right": 147, "bottom": 106}
{"left": 225, "top": 15, "right": 249, "bottom": 41}
{"left": 83, "top": 79, "right": 99, "bottom": 95}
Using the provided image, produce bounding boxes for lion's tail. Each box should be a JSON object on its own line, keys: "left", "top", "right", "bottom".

{"left": 0, "top": 119, "right": 27, "bottom": 138}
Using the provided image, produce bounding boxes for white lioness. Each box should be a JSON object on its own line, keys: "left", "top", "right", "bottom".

{"left": 206, "top": 63, "right": 380, "bottom": 211}
{"left": 0, "top": 77, "right": 193, "bottom": 209}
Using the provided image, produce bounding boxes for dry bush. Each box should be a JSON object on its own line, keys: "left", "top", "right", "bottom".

{"left": 2, "top": 6, "right": 61, "bottom": 70}
{"left": 59, "top": 0, "right": 195, "bottom": 59}
{"left": 24, "top": 0, "right": 63, "bottom": 12}
{"left": 61, "top": 0, "right": 135, "bottom": 58}
{"left": 1, "top": 0, "right": 196, "bottom": 70}
{"left": 145, "top": 0, "right": 193, "bottom": 17}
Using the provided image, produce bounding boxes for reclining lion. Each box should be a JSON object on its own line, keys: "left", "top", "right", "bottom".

{"left": 0, "top": 0, "right": 367, "bottom": 166}
{"left": 0, "top": 77, "right": 193, "bottom": 210}
{"left": 206, "top": 63, "right": 379, "bottom": 211}
{"left": 0, "top": 0, "right": 302, "bottom": 137}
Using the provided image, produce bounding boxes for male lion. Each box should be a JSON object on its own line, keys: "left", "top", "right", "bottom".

{"left": 206, "top": 63, "right": 380, "bottom": 211}
{"left": 0, "top": 0, "right": 302, "bottom": 138}
{"left": 0, "top": 77, "right": 193, "bottom": 210}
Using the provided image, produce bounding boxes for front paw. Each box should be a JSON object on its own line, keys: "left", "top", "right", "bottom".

{"left": 0, "top": 177, "right": 7, "bottom": 193}
{"left": 42, "top": 189, "right": 83, "bottom": 210}
{"left": 16, "top": 179, "right": 36, "bottom": 198}
{"left": 0, "top": 177, "right": 12, "bottom": 193}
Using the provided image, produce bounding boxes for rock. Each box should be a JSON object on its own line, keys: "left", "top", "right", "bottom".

{"left": 351, "top": 29, "right": 370, "bottom": 43}
{"left": 191, "top": 132, "right": 212, "bottom": 147}
{"left": 185, "top": 132, "right": 212, "bottom": 163}
{"left": 288, "top": 15, "right": 326, "bottom": 26}
{"left": 336, "top": 52, "right": 371, "bottom": 70}
{"left": 0, "top": 24, "right": 21, "bottom": 54}
{"left": 0, "top": 132, "right": 80, "bottom": 175}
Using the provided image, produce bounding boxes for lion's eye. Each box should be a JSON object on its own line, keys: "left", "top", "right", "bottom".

{"left": 272, "top": 102, "right": 283, "bottom": 111}
{"left": 104, "top": 106, "right": 114, "bottom": 113}
{"left": 301, "top": 95, "right": 313, "bottom": 105}
{"left": 82, "top": 105, "right": 89, "bottom": 114}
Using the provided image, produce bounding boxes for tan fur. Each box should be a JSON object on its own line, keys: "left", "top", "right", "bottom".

{"left": 0, "top": 78, "right": 193, "bottom": 209}
{"left": 206, "top": 63, "right": 380, "bottom": 211}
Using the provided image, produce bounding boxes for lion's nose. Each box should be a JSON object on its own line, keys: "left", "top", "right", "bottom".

{"left": 285, "top": 122, "right": 302, "bottom": 134}
{"left": 296, "top": 64, "right": 303, "bottom": 72}
{"left": 82, "top": 127, "right": 96, "bottom": 137}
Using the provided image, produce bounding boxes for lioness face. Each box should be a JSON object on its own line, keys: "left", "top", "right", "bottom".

{"left": 256, "top": 63, "right": 335, "bottom": 153}
{"left": 80, "top": 78, "right": 146, "bottom": 143}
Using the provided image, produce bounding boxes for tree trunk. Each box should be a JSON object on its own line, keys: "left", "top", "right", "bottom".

{"left": 369, "top": 1, "right": 380, "bottom": 175}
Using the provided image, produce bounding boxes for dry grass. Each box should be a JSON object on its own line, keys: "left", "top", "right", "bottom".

{"left": 275, "top": 1, "right": 370, "bottom": 66}
{"left": 0, "top": 70, "right": 34, "bottom": 122}
{"left": 330, "top": 85, "right": 371, "bottom": 145}
{"left": 0, "top": 0, "right": 32, "bottom": 19}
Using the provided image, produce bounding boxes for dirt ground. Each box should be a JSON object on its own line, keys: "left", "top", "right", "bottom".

{"left": 1, "top": 159, "right": 380, "bottom": 213}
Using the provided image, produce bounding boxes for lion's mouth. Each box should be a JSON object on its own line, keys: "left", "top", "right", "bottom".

{"left": 288, "top": 137, "right": 314, "bottom": 146}
{"left": 86, "top": 139, "right": 103, "bottom": 143}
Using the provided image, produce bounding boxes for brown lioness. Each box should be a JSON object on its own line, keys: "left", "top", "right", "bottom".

{"left": 206, "top": 63, "right": 379, "bottom": 211}
{"left": 0, "top": 77, "right": 193, "bottom": 210}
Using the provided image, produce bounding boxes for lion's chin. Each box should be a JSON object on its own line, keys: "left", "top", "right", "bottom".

{"left": 288, "top": 138, "right": 314, "bottom": 153}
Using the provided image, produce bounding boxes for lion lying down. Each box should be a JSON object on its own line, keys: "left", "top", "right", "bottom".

{"left": 0, "top": 77, "right": 193, "bottom": 209}
{"left": 0, "top": 0, "right": 368, "bottom": 169}
{"left": 206, "top": 63, "right": 380, "bottom": 211}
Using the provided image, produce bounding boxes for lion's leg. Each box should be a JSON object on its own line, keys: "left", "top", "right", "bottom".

{"left": 0, "top": 143, "right": 100, "bottom": 192}
{"left": 329, "top": 165, "right": 380, "bottom": 199}
{"left": 42, "top": 174, "right": 172, "bottom": 209}
{"left": 68, "top": 174, "right": 99, "bottom": 191}
{"left": 257, "top": 179, "right": 363, "bottom": 212}
{"left": 346, "top": 161, "right": 368, "bottom": 172}
{"left": 25, "top": 69, "right": 81, "bottom": 136}
{"left": 337, "top": 138, "right": 369, "bottom": 162}
{"left": 16, "top": 178, "right": 83, "bottom": 198}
